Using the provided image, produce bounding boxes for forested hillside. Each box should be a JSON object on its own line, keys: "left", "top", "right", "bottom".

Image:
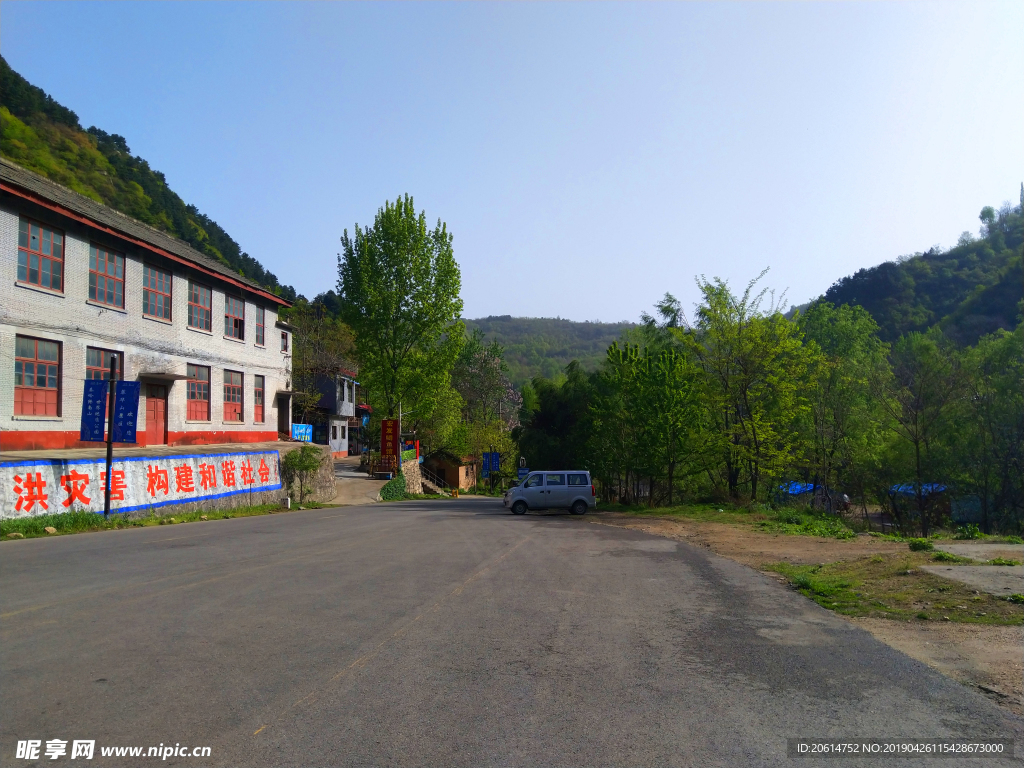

{"left": 0, "top": 56, "right": 295, "bottom": 300}
{"left": 464, "top": 316, "right": 635, "bottom": 386}
{"left": 822, "top": 197, "right": 1022, "bottom": 345}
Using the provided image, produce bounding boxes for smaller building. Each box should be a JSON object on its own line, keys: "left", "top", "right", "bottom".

{"left": 423, "top": 451, "right": 478, "bottom": 491}
{"left": 309, "top": 367, "right": 366, "bottom": 458}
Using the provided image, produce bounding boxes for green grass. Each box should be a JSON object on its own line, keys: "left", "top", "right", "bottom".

{"left": 768, "top": 553, "right": 1023, "bottom": 625}
{"left": 988, "top": 558, "right": 1022, "bottom": 566}
{"left": 0, "top": 502, "right": 324, "bottom": 541}
{"left": 931, "top": 551, "right": 976, "bottom": 564}
{"left": 609, "top": 502, "right": 858, "bottom": 539}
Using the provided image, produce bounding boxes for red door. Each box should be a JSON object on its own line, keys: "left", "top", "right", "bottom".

{"left": 145, "top": 385, "right": 167, "bottom": 445}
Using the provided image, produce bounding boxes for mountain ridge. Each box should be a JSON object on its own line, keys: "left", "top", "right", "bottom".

{"left": 0, "top": 55, "right": 296, "bottom": 300}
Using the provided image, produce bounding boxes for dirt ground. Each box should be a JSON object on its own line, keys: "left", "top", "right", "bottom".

{"left": 590, "top": 512, "right": 1023, "bottom": 714}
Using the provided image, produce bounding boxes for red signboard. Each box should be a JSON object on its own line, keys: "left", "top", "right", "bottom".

{"left": 380, "top": 419, "right": 399, "bottom": 458}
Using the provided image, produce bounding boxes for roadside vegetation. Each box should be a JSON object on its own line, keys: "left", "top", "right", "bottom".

{"left": 608, "top": 501, "right": 859, "bottom": 539}
{"left": 515, "top": 210, "right": 1024, "bottom": 538}
{"left": 768, "top": 552, "right": 1024, "bottom": 625}
{"left": 1, "top": 503, "right": 325, "bottom": 541}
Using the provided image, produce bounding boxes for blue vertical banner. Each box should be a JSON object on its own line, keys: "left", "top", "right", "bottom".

{"left": 490, "top": 453, "right": 500, "bottom": 473}
{"left": 80, "top": 380, "right": 109, "bottom": 442}
{"left": 111, "top": 381, "right": 141, "bottom": 443}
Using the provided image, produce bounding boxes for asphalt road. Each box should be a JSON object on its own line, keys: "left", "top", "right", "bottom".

{"left": 2, "top": 499, "right": 1021, "bottom": 767}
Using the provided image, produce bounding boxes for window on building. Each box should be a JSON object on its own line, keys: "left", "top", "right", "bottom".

{"left": 341, "top": 424, "right": 347, "bottom": 440}
{"left": 224, "top": 370, "right": 243, "bottom": 422}
{"left": 89, "top": 244, "right": 125, "bottom": 308}
{"left": 143, "top": 265, "right": 172, "bottom": 320}
{"left": 331, "top": 425, "right": 337, "bottom": 440}
{"left": 255, "top": 307, "right": 265, "bottom": 346}
{"left": 14, "top": 336, "right": 60, "bottom": 416}
{"left": 18, "top": 218, "right": 64, "bottom": 292}
{"left": 86, "top": 348, "right": 124, "bottom": 381}
{"left": 188, "top": 282, "right": 212, "bottom": 331}
{"left": 225, "top": 296, "right": 245, "bottom": 340}
{"left": 186, "top": 364, "right": 210, "bottom": 420}
{"left": 254, "top": 375, "right": 265, "bottom": 423}
{"left": 281, "top": 331, "right": 289, "bottom": 352}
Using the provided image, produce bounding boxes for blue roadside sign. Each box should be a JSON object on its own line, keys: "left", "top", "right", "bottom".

{"left": 80, "top": 380, "right": 108, "bottom": 442}
{"left": 491, "top": 453, "right": 500, "bottom": 473}
{"left": 482, "top": 452, "right": 490, "bottom": 479}
{"left": 518, "top": 467, "right": 530, "bottom": 480}
{"left": 111, "top": 381, "right": 141, "bottom": 443}
{"left": 292, "top": 423, "right": 313, "bottom": 442}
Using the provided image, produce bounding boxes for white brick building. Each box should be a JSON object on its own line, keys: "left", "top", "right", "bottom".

{"left": 0, "top": 159, "right": 293, "bottom": 451}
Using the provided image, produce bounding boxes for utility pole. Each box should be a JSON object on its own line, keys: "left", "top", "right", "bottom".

{"left": 103, "top": 354, "right": 117, "bottom": 517}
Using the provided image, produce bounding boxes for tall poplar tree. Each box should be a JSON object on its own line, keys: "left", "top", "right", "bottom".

{"left": 337, "top": 195, "right": 464, "bottom": 444}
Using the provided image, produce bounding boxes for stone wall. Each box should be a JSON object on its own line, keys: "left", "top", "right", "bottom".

{"left": 402, "top": 459, "right": 423, "bottom": 494}
{"left": 279, "top": 443, "right": 336, "bottom": 503}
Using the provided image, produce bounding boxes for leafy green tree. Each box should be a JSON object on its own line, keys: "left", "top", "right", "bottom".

{"left": 871, "top": 330, "right": 965, "bottom": 535}
{"left": 681, "top": 273, "right": 811, "bottom": 500}
{"left": 798, "top": 302, "right": 888, "bottom": 511}
{"left": 957, "top": 326, "right": 1024, "bottom": 532}
{"left": 515, "top": 362, "right": 596, "bottom": 473}
{"left": 337, "top": 195, "right": 464, "bottom": 446}
{"left": 283, "top": 299, "right": 356, "bottom": 425}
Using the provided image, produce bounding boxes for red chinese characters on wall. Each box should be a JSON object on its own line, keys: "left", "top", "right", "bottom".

{"left": 5, "top": 454, "right": 279, "bottom": 516}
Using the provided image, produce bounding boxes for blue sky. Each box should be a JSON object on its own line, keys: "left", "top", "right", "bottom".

{"left": 4, "top": 1, "right": 1022, "bottom": 321}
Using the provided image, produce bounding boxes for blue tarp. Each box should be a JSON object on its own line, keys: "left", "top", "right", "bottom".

{"left": 778, "top": 482, "right": 815, "bottom": 495}
{"left": 889, "top": 483, "right": 947, "bottom": 497}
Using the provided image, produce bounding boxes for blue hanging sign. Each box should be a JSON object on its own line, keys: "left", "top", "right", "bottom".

{"left": 80, "top": 380, "right": 109, "bottom": 442}
{"left": 518, "top": 467, "right": 530, "bottom": 480}
{"left": 111, "top": 381, "right": 141, "bottom": 443}
{"left": 292, "top": 424, "right": 313, "bottom": 442}
{"left": 490, "top": 453, "right": 500, "bottom": 473}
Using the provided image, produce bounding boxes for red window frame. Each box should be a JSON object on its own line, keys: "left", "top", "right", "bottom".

{"left": 254, "top": 375, "right": 265, "bottom": 423}
{"left": 143, "top": 264, "right": 172, "bottom": 320}
{"left": 255, "top": 307, "right": 265, "bottom": 346}
{"left": 89, "top": 244, "right": 125, "bottom": 308}
{"left": 18, "top": 218, "right": 64, "bottom": 292}
{"left": 188, "top": 281, "right": 212, "bottom": 331}
{"left": 86, "top": 347, "right": 124, "bottom": 381}
{"left": 14, "top": 336, "right": 61, "bottom": 416}
{"left": 223, "top": 370, "right": 243, "bottom": 422}
{"left": 187, "top": 364, "right": 211, "bottom": 420}
{"left": 225, "top": 296, "right": 245, "bottom": 340}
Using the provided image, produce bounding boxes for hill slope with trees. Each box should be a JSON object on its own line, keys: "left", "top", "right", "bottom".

{"left": 0, "top": 55, "right": 295, "bottom": 300}
{"left": 821, "top": 196, "right": 1022, "bottom": 345}
{"left": 464, "top": 316, "right": 636, "bottom": 386}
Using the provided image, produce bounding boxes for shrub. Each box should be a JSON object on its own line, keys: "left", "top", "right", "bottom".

{"left": 988, "top": 558, "right": 1022, "bottom": 566}
{"left": 955, "top": 524, "right": 982, "bottom": 540}
{"left": 283, "top": 445, "right": 323, "bottom": 503}
{"left": 379, "top": 474, "right": 406, "bottom": 501}
{"left": 907, "top": 538, "right": 934, "bottom": 552}
{"left": 932, "top": 551, "right": 972, "bottom": 563}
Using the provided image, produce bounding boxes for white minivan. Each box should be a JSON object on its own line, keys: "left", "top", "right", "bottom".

{"left": 503, "top": 471, "right": 596, "bottom": 516}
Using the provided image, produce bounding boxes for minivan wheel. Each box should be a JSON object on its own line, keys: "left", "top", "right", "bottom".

{"left": 512, "top": 500, "right": 528, "bottom": 515}
{"left": 570, "top": 500, "right": 587, "bottom": 516}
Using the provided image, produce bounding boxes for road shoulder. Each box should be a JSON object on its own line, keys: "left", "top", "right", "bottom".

{"left": 589, "top": 512, "right": 1023, "bottom": 715}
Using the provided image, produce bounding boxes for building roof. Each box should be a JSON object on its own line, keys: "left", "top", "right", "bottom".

{"left": 0, "top": 158, "right": 289, "bottom": 306}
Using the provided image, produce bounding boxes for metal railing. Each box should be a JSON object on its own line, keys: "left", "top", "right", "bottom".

{"left": 420, "top": 465, "right": 450, "bottom": 494}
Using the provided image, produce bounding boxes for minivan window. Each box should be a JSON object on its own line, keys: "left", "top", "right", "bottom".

{"left": 568, "top": 473, "right": 588, "bottom": 486}
{"left": 546, "top": 474, "right": 565, "bottom": 486}
{"left": 524, "top": 474, "right": 544, "bottom": 488}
